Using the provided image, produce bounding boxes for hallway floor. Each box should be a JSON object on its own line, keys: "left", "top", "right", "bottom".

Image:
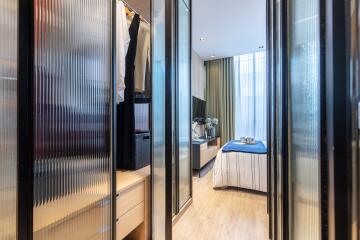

{"left": 173, "top": 168, "right": 269, "bottom": 240}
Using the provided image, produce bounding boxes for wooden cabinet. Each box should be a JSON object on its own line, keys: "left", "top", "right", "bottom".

{"left": 32, "top": 168, "right": 150, "bottom": 240}
{"left": 192, "top": 137, "right": 221, "bottom": 170}
{"left": 116, "top": 166, "right": 150, "bottom": 240}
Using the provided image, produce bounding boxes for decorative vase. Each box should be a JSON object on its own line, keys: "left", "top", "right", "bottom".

{"left": 207, "top": 128, "right": 216, "bottom": 138}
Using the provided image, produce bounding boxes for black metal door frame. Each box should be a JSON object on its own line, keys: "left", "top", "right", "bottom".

{"left": 327, "top": 0, "right": 352, "bottom": 239}
{"left": 18, "top": 0, "right": 35, "bottom": 239}
{"left": 173, "top": 0, "right": 193, "bottom": 220}
{"left": 164, "top": 0, "right": 176, "bottom": 238}
{"left": 111, "top": 0, "right": 117, "bottom": 239}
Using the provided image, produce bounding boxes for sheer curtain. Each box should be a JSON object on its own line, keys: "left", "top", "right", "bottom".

{"left": 234, "top": 51, "right": 267, "bottom": 141}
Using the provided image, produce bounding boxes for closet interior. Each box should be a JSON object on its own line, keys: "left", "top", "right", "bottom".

{"left": 115, "top": 0, "right": 152, "bottom": 239}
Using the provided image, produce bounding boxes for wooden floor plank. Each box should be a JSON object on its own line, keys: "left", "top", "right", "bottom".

{"left": 173, "top": 169, "right": 269, "bottom": 240}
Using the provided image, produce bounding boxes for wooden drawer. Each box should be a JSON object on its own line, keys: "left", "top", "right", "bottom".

{"left": 116, "top": 202, "right": 145, "bottom": 240}
{"left": 117, "top": 182, "right": 144, "bottom": 218}
{"left": 200, "top": 145, "right": 218, "bottom": 167}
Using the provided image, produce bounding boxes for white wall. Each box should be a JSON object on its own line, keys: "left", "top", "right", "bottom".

{"left": 192, "top": 0, "right": 266, "bottom": 60}
{"left": 191, "top": 49, "right": 206, "bottom": 100}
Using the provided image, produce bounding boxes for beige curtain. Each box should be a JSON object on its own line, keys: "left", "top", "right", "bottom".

{"left": 205, "top": 57, "right": 235, "bottom": 145}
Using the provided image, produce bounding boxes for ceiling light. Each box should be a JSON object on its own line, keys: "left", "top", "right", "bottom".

{"left": 200, "top": 37, "right": 206, "bottom": 42}
{"left": 210, "top": 55, "right": 216, "bottom": 58}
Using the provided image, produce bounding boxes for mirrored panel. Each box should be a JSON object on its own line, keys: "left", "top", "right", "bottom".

{"left": 177, "top": 0, "right": 191, "bottom": 209}
{"left": 152, "top": 0, "right": 166, "bottom": 238}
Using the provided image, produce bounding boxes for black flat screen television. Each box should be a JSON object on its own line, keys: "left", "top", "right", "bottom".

{"left": 192, "top": 97, "right": 206, "bottom": 122}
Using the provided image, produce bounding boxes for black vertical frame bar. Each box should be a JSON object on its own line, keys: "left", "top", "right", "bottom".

{"left": 281, "top": 0, "right": 289, "bottom": 239}
{"left": 269, "top": 1, "right": 291, "bottom": 239}
{"left": 319, "top": 0, "right": 328, "bottom": 237}
{"left": 18, "top": 0, "right": 34, "bottom": 239}
{"left": 165, "top": 0, "right": 175, "bottom": 238}
{"left": 269, "top": 0, "right": 290, "bottom": 238}
{"left": 174, "top": 0, "right": 180, "bottom": 216}
{"left": 326, "top": 0, "right": 349, "bottom": 238}
{"left": 189, "top": 0, "right": 193, "bottom": 205}
{"left": 174, "top": 0, "right": 193, "bottom": 218}
{"left": 111, "top": 0, "right": 117, "bottom": 239}
{"left": 266, "top": 0, "right": 274, "bottom": 238}
{"left": 149, "top": 0, "right": 153, "bottom": 237}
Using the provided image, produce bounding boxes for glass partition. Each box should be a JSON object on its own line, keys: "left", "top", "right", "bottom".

{"left": 177, "top": 0, "right": 191, "bottom": 210}
{"left": 0, "top": 0, "right": 18, "bottom": 239}
{"left": 152, "top": 0, "right": 167, "bottom": 238}
{"left": 32, "top": 1, "right": 112, "bottom": 239}
{"left": 152, "top": 0, "right": 191, "bottom": 235}
{"left": 288, "top": 0, "right": 321, "bottom": 239}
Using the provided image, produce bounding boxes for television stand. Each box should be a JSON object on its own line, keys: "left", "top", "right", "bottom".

{"left": 192, "top": 137, "right": 221, "bottom": 176}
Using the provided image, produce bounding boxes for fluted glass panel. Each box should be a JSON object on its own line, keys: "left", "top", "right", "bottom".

{"left": 152, "top": 0, "right": 166, "bottom": 238}
{"left": 0, "top": 0, "right": 18, "bottom": 239}
{"left": 33, "top": 1, "right": 112, "bottom": 239}
{"left": 289, "top": 0, "right": 320, "bottom": 239}
{"left": 178, "top": 0, "right": 191, "bottom": 209}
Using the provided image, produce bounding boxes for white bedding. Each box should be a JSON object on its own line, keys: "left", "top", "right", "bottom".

{"left": 212, "top": 146, "right": 267, "bottom": 192}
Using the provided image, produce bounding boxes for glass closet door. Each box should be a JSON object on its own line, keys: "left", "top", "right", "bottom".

{"left": 152, "top": 0, "right": 167, "bottom": 238}
{"left": 288, "top": 0, "right": 321, "bottom": 239}
{"left": 176, "top": 0, "right": 191, "bottom": 211}
{"left": 0, "top": 0, "right": 18, "bottom": 239}
{"left": 32, "top": 1, "right": 112, "bottom": 239}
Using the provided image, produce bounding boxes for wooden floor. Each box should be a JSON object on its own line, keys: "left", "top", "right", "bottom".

{"left": 173, "top": 169, "right": 269, "bottom": 240}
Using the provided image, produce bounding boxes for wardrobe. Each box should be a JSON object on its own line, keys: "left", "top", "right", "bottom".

{"left": 114, "top": 2, "right": 152, "bottom": 239}
{"left": 116, "top": 0, "right": 152, "bottom": 171}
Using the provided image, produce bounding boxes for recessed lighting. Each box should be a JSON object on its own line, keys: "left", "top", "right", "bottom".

{"left": 210, "top": 55, "right": 216, "bottom": 58}
{"left": 200, "top": 37, "right": 206, "bottom": 42}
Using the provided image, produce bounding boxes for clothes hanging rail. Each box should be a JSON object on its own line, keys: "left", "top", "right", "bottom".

{"left": 121, "top": 0, "right": 150, "bottom": 24}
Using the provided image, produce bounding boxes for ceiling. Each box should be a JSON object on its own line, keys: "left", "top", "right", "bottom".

{"left": 192, "top": 0, "right": 266, "bottom": 61}
{"left": 123, "top": 0, "right": 151, "bottom": 23}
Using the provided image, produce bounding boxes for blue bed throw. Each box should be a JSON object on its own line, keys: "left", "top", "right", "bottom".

{"left": 222, "top": 140, "right": 267, "bottom": 154}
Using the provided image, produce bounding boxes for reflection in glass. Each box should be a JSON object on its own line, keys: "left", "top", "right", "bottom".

{"left": 275, "top": 0, "right": 284, "bottom": 238}
{"left": 289, "top": 0, "right": 321, "bottom": 239}
{"left": 152, "top": 0, "right": 166, "bottom": 238}
{"left": 177, "top": 0, "right": 191, "bottom": 209}
{"left": 0, "top": 0, "right": 18, "bottom": 239}
{"left": 32, "top": 1, "right": 112, "bottom": 239}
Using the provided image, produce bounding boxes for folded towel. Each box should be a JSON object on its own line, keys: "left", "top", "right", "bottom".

{"left": 222, "top": 140, "right": 267, "bottom": 154}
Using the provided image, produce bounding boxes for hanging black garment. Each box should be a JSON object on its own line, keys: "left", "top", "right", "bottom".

{"left": 117, "top": 14, "right": 140, "bottom": 170}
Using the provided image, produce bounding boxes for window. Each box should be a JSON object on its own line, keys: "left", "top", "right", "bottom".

{"left": 234, "top": 51, "right": 267, "bottom": 141}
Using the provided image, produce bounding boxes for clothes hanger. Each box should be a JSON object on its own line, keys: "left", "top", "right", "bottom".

{"left": 125, "top": 6, "right": 135, "bottom": 18}
{"left": 121, "top": 0, "right": 150, "bottom": 24}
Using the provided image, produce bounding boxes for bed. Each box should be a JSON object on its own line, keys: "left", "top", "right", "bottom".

{"left": 212, "top": 140, "right": 267, "bottom": 192}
